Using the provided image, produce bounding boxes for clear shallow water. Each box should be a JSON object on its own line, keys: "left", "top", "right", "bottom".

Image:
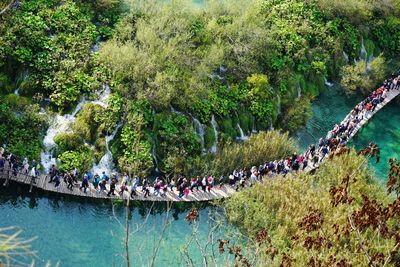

{"left": 1, "top": 84, "right": 399, "bottom": 266}
{"left": 293, "top": 85, "right": 400, "bottom": 182}
{"left": 0, "top": 186, "right": 236, "bottom": 266}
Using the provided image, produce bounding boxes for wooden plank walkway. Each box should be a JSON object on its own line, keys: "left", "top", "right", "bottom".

{"left": 0, "top": 89, "right": 399, "bottom": 202}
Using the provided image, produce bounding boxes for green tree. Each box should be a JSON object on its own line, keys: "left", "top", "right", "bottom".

{"left": 340, "top": 55, "right": 386, "bottom": 95}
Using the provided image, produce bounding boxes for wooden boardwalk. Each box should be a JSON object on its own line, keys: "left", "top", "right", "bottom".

{"left": 0, "top": 89, "right": 399, "bottom": 202}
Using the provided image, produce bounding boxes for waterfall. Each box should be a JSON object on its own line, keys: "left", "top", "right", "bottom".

{"left": 237, "top": 123, "right": 248, "bottom": 140}
{"left": 219, "top": 65, "right": 227, "bottom": 75}
{"left": 152, "top": 142, "right": 159, "bottom": 172}
{"left": 41, "top": 98, "right": 87, "bottom": 171}
{"left": 360, "top": 37, "right": 368, "bottom": 61}
{"left": 13, "top": 71, "right": 29, "bottom": 96}
{"left": 269, "top": 119, "right": 274, "bottom": 130}
{"left": 210, "top": 115, "right": 218, "bottom": 153}
{"left": 170, "top": 105, "right": 184, "bottom": 116}
{"left": 91, "top": 36, "right": 101, "bottom": 53}
{"left": 192, "top": 117, "right": 205, "bottom": 150}
{"left": 234, "top": 111, "right": 248, "bottom": 140}
{"left": 343, "top": 51, "right": 349, "bottom": 64}
{"left": 277, "top": 95, "right": 282, "bottom": 115}
{"left": 297, "top": 83, "right": 302, "bottom": 99}
{"left": 367, "top": 54, "right": 374, "bottom": 63}
{"left": 252, "top": 121, "right": 257, "bottom": 133}
{"left": 91, "top": 122, "right": 123, "bottom": 175}
{"left": 324, "top": 78, "right": 333, "bottom": 87}
{"left": 91, "top": 85, "right": 111, "bottom": 108}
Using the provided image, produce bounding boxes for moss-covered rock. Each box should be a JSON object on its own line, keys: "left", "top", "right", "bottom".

{"left": 204, "top": 125, "right": 216, "bottom": 150}
{"left": 54, "top": 132, "right": 84, "bottom": 156}
{"left": 364, "top": 38, "right": 375, "bottom": 58}
{"left": 238, "top": 109, "right": 253, "bottom": 134}
{"left": 3, "top": 94, "right": 31, "bottom": 110}
{"left": 219, "top": 117, "right": 238, "bottom": 141}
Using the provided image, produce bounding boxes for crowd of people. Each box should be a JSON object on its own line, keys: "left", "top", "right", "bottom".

{"left": 0, "top": 72, "right": 399, "bottom": 199}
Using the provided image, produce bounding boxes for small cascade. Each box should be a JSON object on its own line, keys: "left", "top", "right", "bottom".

{"left": 297, "top": 83, "right": 302, "bottom": 99}
{"left": 269, "top": 119, "right": 274, "bottom": 130}
{"left": 343, "top": 51, "right": 349, "bottom": 64}
{"left": 152, "top": 142, "right": 159, "bottom": 172}
{"left": 277, "top": 95, "right": 282, "bottom": 115}
{"left": 219, "top": 65, "right": 227, "bottom": 76}
{"left": 170, "top": 105, "right": 184, "bottom": 116}
{"left": 237, "top": 123, "right": 248, "bottom": 140}
{"left": 41, "top": 98, "right": 87, "bottom": 171}
{"left": 360, "top": 37, "right": 368, "bottom": 61}
{"left": 210, "top": 114, "right": 218, "bottom": 153}
{"left": 192, "top": 117, "right": 205, "bottom": 150}
{"left": 324, "top": 78, "right": 334, "bottom": 87}
{"left": 13, "top": 71, "right": 29, "bottom": 96}
{"left": 91, "top": 85, "right": 111, "bottom": 108}
{"left": 252, "top": 121, "right": 257, "bottom": 133}
{"left": 91, "top": 122, "right": 123, "bottom": 175}
{"left": 91, "top": 36, "right": 101, "bottom": 53}
{"left": 367, "top": 54, "right": 374, "bottom": 63}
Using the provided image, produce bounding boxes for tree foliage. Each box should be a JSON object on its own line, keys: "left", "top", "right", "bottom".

{"left": 341, "top": 55, "right": 387, "bottom": 95}
{"left": 224, "top": 150, "right": 400, "bottom": 266}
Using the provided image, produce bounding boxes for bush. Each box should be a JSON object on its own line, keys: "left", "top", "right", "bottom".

{"left": 58, "top": 148, "right": 94, "bottom": 175}
{"left": 280, "top": 97, "right": 312, "bottom": 133}
{"left": 211, "top": 130, "right": 297, "bottom": 176}
{"left": 340, "top": 55, "right": 386, "bottom": 95}
{"left": 224, "top": 150, "right": 395, "bottom": 265}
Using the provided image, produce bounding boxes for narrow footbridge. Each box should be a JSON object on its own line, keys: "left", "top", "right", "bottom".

{"left": 1, "top": 89, "right": 399, "bottom": 202}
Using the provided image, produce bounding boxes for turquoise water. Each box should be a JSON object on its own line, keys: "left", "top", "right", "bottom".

{"left": 0, "top": 186, "right": 237, "bottom": 266}
{"left": 1, "top": 84, "right": 399, "bottom": 266}
{"left": 293, "top": 85, "right": 400, "bottom": 182}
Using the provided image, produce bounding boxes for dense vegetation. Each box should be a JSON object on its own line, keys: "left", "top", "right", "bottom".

{"left": 223, "top": 150, "right": 400, "bottom": 266}
{"left": 0, "top": 0, "right": 399, "bottom": 175}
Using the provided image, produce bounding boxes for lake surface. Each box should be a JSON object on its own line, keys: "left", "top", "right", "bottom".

{"left": 293, "top": 85, "right": 400, "bottom": 182}
{"left": 0, "top": 186, "right": 237, "bottom": 266}
{"left": 1, "top": 85, "right": 399, "bottom": 266}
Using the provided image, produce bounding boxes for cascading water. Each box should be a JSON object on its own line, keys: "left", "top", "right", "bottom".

{"left": 41, "top": 98, "right": 87, "bottom": 171}
{"left": 91, "top": 36, "right": 101, "bottom": 53}
{"left": 277, "top": 95, "right": 282, "bottom": 115}
{"left": 251, "top": 117, "right": 257, "bottom": 133}
{"left": 91, "top": 85, "right": 111, "bottom": 108}
{"left": 269, "top": 119, "right": 274, "bottom": 130}
{"left": 210, "top": 115, "right": 218, "bottom": 153}
{"left": 91, "top": 122, "right": 123, "bottom": 175}
{"left": 360, "top": 37, "right": 368, "bottom": 61}
{"left": 297, "top": 83, "right": 302, "bottom": 99}
{"left": 152, "top": 142, "right": 159, "bottom": 172}
{"left": 192, "top": 117, "right": 205, "bottom": 150}
{"left": 13, "top": 71, "right": 29, "bottom": 96}
{"left": 324, "top": 78, "right": 333, "bottom": 87}
{"left": 234, "top": 111, "right": 248, "bottom": 140}
{"left": 343, "top": 51, "right": 349, "bottom": 64}
{"left": 170, "top": 105, "right": 184, "bottom": 116}
{"left": 237, "top": 123, "right": 248, "bottom": 140}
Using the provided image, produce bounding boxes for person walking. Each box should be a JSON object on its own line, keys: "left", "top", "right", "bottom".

{"left": 66, "top": 173, "right": 74, "bottom": 190}
{"left": 92, "top": 174, "right": 100, "bottom": 190}
{"left": 142, "top": 179, "right": 150, "bottom": 198}
{"left": 54, "top": 174, "right": 60, "bottom": 188}
{"left": 107, "top": 177, "right": 117, "bottom": 197}
{"left": 80, "top": 173, "right": 89, "bottom": 193}
{"left": 130, "top": 176, "right": 138, "bottom": 198}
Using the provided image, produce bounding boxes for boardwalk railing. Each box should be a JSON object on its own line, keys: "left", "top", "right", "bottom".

{"left": 0, "top": 89, "right": 399, "bottom": 202}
